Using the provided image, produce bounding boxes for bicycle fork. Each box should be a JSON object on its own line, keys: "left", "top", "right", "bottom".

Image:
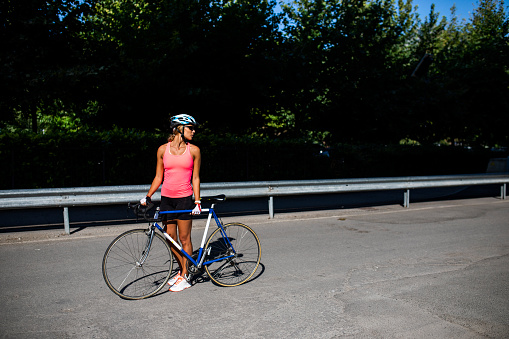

{"left": 137, "top": 227, "right": 157, "bottom": 266}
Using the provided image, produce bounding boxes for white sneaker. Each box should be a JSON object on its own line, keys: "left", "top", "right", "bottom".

{"left": 169, "top": 275, "right": 191, "bottom": 292}
{"left": 167, "top": 271, "right": 181, "bottom": 286}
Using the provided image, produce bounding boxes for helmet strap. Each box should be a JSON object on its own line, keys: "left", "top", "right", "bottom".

{"left": 177, "top": 125, "right": 189, "bottom": 144}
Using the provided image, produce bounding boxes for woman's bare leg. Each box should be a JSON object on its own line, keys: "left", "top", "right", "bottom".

{"left": 165, "top": 219, "right": 193, "bottom": 277}
{"left": 176, "top": 219, "right": 193, "bottom": 277}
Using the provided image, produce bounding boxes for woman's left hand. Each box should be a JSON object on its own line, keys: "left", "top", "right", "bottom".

{"left": 192, "top": 203, "right": 201, "bottom": 215}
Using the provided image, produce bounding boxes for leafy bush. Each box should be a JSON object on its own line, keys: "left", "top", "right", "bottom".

{"left": 0, "top": 131, "right": 504, "bottom": 189}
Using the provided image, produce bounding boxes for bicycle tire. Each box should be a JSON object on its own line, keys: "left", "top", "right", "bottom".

{"left": 102, "top": 229, "right": 173, "bottom": 300}
{"left": 204, "top": 223, "right": 261, "bottom": 287}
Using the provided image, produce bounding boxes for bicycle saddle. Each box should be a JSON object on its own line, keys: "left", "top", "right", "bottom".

{"left": 202, "top": 195, "right": 226, "bottom": 203}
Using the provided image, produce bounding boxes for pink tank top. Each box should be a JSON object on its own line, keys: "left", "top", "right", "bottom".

{"left": 161, "top": 143, "right": 194, "bottom": 198}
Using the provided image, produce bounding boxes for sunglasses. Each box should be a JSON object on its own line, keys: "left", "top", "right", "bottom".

{"left": 184, "top": 125, "right": 196, "bottom": 131}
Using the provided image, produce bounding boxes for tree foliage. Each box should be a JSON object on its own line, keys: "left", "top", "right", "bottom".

{"left": 78, "top": 0, "right": 282, "bottom": 132}
{"left": 1, "top": 0, "right": 508, "bottom": 147}
{"left": 0, "top": 0, "right": 96, "bottom": 131}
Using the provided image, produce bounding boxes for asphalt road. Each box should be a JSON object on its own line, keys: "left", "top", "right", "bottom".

{"left": 0, "top": 194, "right": 508, "bottom": 338}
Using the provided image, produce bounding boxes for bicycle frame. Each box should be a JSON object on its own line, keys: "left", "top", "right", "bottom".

{"left": 152, "top": 203, "right": 235, "bottom": 269}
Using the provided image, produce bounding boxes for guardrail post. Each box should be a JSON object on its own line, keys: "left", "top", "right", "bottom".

{"left": 404, "top": 189, "right": 410, "bottom": 208}
{"left": 63, "top": 207, "right": 70, "bottom": 234}
{"left": 268, "top": 196, "right": 274, "bottom": 219}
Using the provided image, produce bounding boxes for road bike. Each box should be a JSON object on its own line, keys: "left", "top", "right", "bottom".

{"left": 102, "top": 195, "right": 261, "bottom": 300}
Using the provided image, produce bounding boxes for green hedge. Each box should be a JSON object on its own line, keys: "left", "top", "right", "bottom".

{"left": 0, "top": 130, "right": 159, "bottom": 189}
{"left": 0, "top": 131, "right": 504, "bottom": 189}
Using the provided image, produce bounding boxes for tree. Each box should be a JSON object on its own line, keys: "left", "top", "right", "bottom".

{"left": 82, "top": 0, "right": 281, "bottom": 132}
{"left": 407, "top": 0, "right": 509, "bottom": 146}
{"left": 0, "top": 0, "right": 94, "bottom": 132}
{"left": 2, "top": 0, "right": 507, "bottom": 149}
{"left": 461, "top": 0, "right": 509, "bottom": 146}
{"left": 279, "top": 0, "right": 420, "bottom": 143}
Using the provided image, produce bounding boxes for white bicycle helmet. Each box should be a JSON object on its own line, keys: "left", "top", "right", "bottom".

{"left": 170, "top": 114, "right": 198, "bottom": 128}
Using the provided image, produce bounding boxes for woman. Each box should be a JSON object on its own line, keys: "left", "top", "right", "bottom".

{"left": 141, "top": 114, "right": 201, "bottom": 292}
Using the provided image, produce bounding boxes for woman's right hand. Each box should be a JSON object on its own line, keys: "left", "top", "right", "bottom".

{"left": 140, "top": 196, "right": 151, "bottom": 206}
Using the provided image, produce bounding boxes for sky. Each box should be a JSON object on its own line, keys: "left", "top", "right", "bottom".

{"left": 412, "top": 0, "right": 478, "bottom": 21}
{"left": 275, "top": 1, "right": 484, "bottom": 22}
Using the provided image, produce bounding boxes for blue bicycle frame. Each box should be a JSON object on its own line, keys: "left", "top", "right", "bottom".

{"left": 153, "top": 204, "right": 236, "bottom": 269}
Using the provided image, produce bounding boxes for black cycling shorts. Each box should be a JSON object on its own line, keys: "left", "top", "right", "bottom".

{"left": 160, "top": 195, "right": 194, "bottom": 221}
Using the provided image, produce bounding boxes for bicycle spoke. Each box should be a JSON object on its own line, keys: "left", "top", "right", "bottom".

{"left": 102, "top": 230, "right": 173, "bottom": 300}
{"left": 204, "top": 223, "right": 261, "bottom": 287}
{"left": 117, "top": 266, "right": 137, "bottom": 291}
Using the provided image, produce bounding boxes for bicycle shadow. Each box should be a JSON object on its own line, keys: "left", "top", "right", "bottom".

{"left": 191, "top": 262, "right": 265, "bottom": 287}
{"left": 151, "top": 260, "right": 265, "bottom": 299}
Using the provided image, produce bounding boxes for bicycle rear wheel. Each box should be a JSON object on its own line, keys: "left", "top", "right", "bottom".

{"left": 204, "top": 223, "right": 261, "bottom": 287}
{"left": 102, "top": 229, "right": 173, "bottom": 300}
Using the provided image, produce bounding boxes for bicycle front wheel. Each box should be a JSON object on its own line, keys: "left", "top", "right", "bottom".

{"left": 102, "top": 229, "right": 173, "bottom": 300}
{"left": 204, "top": 223, "right": 261, "bottom": 287}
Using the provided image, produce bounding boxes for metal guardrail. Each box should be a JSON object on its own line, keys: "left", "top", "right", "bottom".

{"left": 0, "top": 173, "right": 507, "bottom": 234}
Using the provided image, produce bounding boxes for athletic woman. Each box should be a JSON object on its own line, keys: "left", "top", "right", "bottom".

{"left": 141, "top": 114, "right": 201, "bottom": 292}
